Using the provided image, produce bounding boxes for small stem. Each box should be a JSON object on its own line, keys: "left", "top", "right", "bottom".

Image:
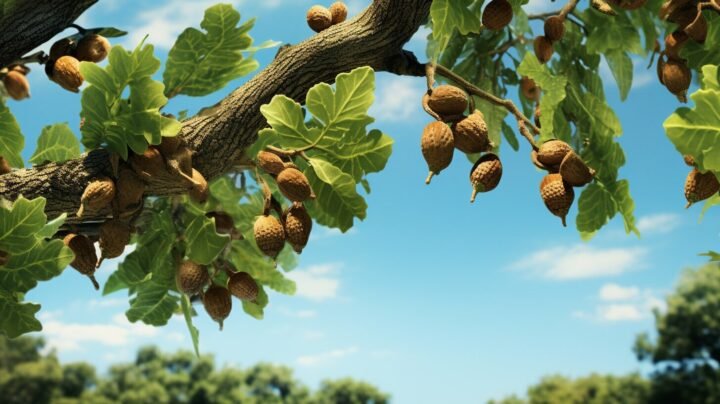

{"left": 70, "top": 23, "right": 86, "bottom": 34}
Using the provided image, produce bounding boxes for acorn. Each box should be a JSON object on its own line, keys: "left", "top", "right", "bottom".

{"left": 520, "top": 76, "right": 540, "bottom": 101}
{"left": 75, "top": 34, "right": 111, "bottom": 63}
{"left": 427, "top": 85, "right": 468, "bottom": 119}
{"left": 165, "top": 146, "right": 200, "bottom": 187}
{"left": 254, "top": 215, "right": 286, "bottom": 258}
{"left": 534, "top": 36, "right": 554, "bottom": 64}
{"left": 544, "top": 16, "right": 565, "bottom": 42}
{"left": 664, "top": 31, "right": 689, "bottom": 59}
{"left": 683, "top": 154, "right": 696, "bottom": 167}
{"left": 470, "top": 153, "right": 503, "bottom": 203}
{"left": 329, "top": 2, "right": 348, "bottom": 24}
{"left": 451, "top": 110, "right": 492, "bottom": 154}
{"left": 49, "top": 38, "right": 75, "bottom": 61}
{"left": 534, "top": 104, "right": 541, "bottom": 128}
{"left": 203, "top": 285, "right": 232, "bottom": 330}
{"left": 3, "top": 70, "right": 30, "bottom": 100}
{"left": 206, "top": 211, "right": 240, "bottom": 239}
{"left": 684, "top": 169, "right": 720, "bottom": 208}
{"left": 531, "top": 149, "right": 555, "bottom": 172}
{"left": 559, "top": 151, "right": 595, "bottom": 187}
{"left": 189, "top": 169, "right": 209, "bottom": 204}
{"left": 277, "top": 167, "right": 314, "bottom": 202}
{"left": 421, "top": 121, "right": 454, "bottom": 184}
{"left": 114, "top": 167, "right": 145, "bottom": 218}
{"left": 97, "top": 219, "right": 131, "bottom": 266}
{"left": 176, "top": 260, "right": 209, "bottom": 295}
{"left": 662, "top": 59, "right": 691, "bottom": 101}
{"left": 228, "top": 272, "right": 259, "bottom": 301}
{"left": 257, "top": 150, "right": 286, "bottom": 175}
{"left": 0, "top": 156, "right": 10, "bottom": 174}
{"left": 307, "top": 5, "right": 332, "bottom": 32}
{"left": 51, "top": 56, "right": 84, "bottom": 92}
{"left": 157, "top": 135, "right": 183, "bottom": 158}
{"left": 284, "top": 204, "right": 312, "bottom": 253}
{"left": 63, "top": 233, "right": 99, "bottom": 289}
{"left": 482, "top": 0, "right": 513, "bottom": 31}
{"left": 683, "top": 13, "right": 707, "bottom": 44}
{"left": 540, "top": 174, "right": 575, "bottom": 227}
{"left": 77, "top": 177, "right": 116, "bottom": 217}
{"left": 537, "top": 140, "right": 572, "bottom": 166}
{"left": 129, "top": 147, "right": 167, "bottom": 181}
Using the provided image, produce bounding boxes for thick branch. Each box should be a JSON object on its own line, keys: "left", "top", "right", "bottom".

{"left": 0, "top": 0, "right": 432, "bottom": 221}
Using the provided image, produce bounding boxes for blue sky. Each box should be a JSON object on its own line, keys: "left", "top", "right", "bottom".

{"left": 10, "top": 0, "right": 720, "bottom": 403}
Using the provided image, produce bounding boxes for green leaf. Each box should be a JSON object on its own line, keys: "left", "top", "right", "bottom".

{"left": 430, "top": 0, "right": 481, "bottom": 60}
{"left": 0, "top": 99, "right": 24, "bottom": 167}
{"left": 29, "top": 123, "right": 81, "bottom": 165}
{"left": 126, "top": 283, "right": 180, "bottom": 326}
{"left": 306, "top": 66, "right": 375, "bottom": 133}
{"left": 241, "top": 286, "right": 268, "bottom": 320}
{"left": 0, "top": 196, "right": 48, "bottom": 254}
{"left": 0, "top": 239, "right": 72, "bottom": 294}
{"left": 576, "top": 183, "right": 616, "bottom": 237}
{"left": 501, "top": 121, "right": 520, "bottom": 151}
{"left": 517, "top": 54, "right": 567, "bottom": 141}
{"left": 0, "top": 290, "right": 41, "bottom": 338}
{"left": 682, "top": 12, "right": 720, "bottom": 70}
{"left": 304, "top": 158, "right": 366, "bottom": 232}
{"left": 605, "top": 49, "right": 633, "bottom": 101}
{"left": 607, "top": 179, "right": 639, "bottom": 236}
{"left": 259, "top": 96, "right": 315, "bottom": 148}
{"left": 164, "top": 3, "right": 270, "bottom": 97}
{"left": 185, "top": 213, "right": 230, "bottom": 265}
{"left": 181, "top": 295, "right": 200, "bottom": 356}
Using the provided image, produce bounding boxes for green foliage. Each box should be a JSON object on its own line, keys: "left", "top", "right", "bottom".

{"left": 429, "top": 0, "right": 481, "bottom": 61}
{"left": 0, "top": 99, "right": 24, "bottom": 167}
{"left": 29, "top": 123, "right": 81, "bottom": 165}
{"left": 516, "top": 53, "right": 567, "bottom": 142}
{"left": 682, "top": 12, "right": 720, "bottom": 69}
{"left": 314, "top": 378, "right": 390, "bottom": 404}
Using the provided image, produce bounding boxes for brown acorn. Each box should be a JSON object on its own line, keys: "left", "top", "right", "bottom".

{"left": 684, "top": 169, "right": 720, "bottom": 208}
{"left": 77, "top": 177, "right": 116, "bottom": 217}
{"left": 470, "top": 153, "right": 503, "bottom": 203}
{"left": 203, "top": 285, "right": 232, "bottom": 330}
{"left": 427, "top": 85, "right": 468, "bottom": 119}
{"left": 665, "top": 31, "right": 689, "bottom": 60}
{"left": 206, "top": 211, "right": 240, "bottom": 239}
{"left": 531, "top": 150, "right": 555, "bottom": 172}
{"left": 165, "top": 146, "right": 200, "bottom": 187}
{"left": 683, "top": 13, "right": 707, "bottom": 44}
{"left": 520, "top": 76, "right": 540, "bottom": 101}
{"left": 176, "top": 260, "right": 209, "bottom": 295}
{"left": 228, "top": 272, "right": 259, "bottom": 301}
{"left": 537, "top": 140, "right": 573, "bottom": 166}
{"left": 157, "top": 135, "right": 183, "bottom": 158}
{"left": 257, "top": 151, "right": 286, "bottom": 175}
{"left": 451, "top": 110, "right": 492, "bottom": 154}
{"left": 114, "top": 167, "right": 145, "bottom": 218}
{"left": 254, "top": 215, "right": 286, "bottom": 258}
{"left": 51, "top": 56, "right": 84, "bottom": 92}
{"left": 660, "top": 0, "right": 693, "bottom": 22}
{"left": 559, "top": 151, "right": 595, "bottom": 187}
{"left": 277, "top": 167, "right": 314, "bottom": 202}
{"left": 534, "top": 104, "right": 542, "bottom": 128}
{"left": 540, "top": 174, "right": 575, "bottom": 227}
{"left": 63, "top": 233, "right": 99, "bottom": 289}
{"left": 482, "top": 0, "right": 513, "bottom": 31}
{"left": 544, "top": 16, "right": 565, "bottom": 42}
{"left": 130, "top": 147, "right": 167, "bottom": 180}
{"left": 49, "top": 38, "right": 75, "bottom": 61}
{"left": 97, "top": 219, "right": 131, "bottom": 266}
{"left": 0, "top": 156, "right": 10, "bottom": 174}
{"left": 329, "top": 2, "right": 348, "bottom": 24}
{"left": 3, "top": 71, "right": 30, "bottom": 100}
{"left": 189, "top": 169, "right": 209, "bottom": 204}
{"left": 608, "top": 0, "right": 647, "bottom": 10}
{"left": 421, "top": 121, "right": 454, "bottom": 184}
{"left": 75, "top": 34, "right": 111, "bottom": 63}
{"left": 662, "top": 59, "right": 691, "bottom": 101}
{"left": 534, "top": 36, "right": 554, "bottom": 64}
{"left": 683, "top": 154, "right": 696, "bottom": 167}
{"left": 307, "top": 5, "right": 332, "bottom": 32}
{"left": 284, "top": 204, "right": 312, "bottom": 253}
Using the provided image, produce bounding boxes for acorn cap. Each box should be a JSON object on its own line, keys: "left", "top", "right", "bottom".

{"left": 559, "top": 151, "right": 595, "bottom": 187}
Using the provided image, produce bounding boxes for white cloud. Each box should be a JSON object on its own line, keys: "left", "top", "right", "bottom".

{"left": 370, "top": 76, "right": 425, "bottom": 123}
{"left": 310, "top": 226, "right": 356, "bottom": 241}
{"left": 598, "top": 304, "right": 644, "bottom": 321}
{"left": 286, "top": 263, "right": 342, "bottom": 301}
{"left": 510, "top": 245, "right": 648, "bottom": 280}
{"left": 637, "top": 213, "right": 681, "bottom": 235}
{"left": 599, "top": 283, "right": 640, "bottom": 301}
{"left": 41, "top": 312, "right": 160, "bottom": 352}
{"left": 296, "top": 346, "right": 358, "bottom": 366}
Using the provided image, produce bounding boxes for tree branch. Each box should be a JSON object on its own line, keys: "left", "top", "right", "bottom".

{"left": 0, "top": 0, "right": 432, "bottom": 222}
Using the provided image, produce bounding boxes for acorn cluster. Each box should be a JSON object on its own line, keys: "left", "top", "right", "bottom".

{"left": 534, "top": 14, "right": 566, "bottom": 64}
{"left": 306, "top": 2, "right": 348, "bottom": 33}
{"left": 682, "top": 155, "right": 720, "bottom": 208}
{"left": 46, "top": 33, "right": 111, "bottom": 93}
{"left": 657, "top": 0, "right": 708, "bottom": 102}
{"left": 254, "top": 151, "right": 314, "bottom": 258}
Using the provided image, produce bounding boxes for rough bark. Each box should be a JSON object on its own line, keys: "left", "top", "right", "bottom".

{"left": 0, "top": 0, "right": 431, "bottom": 221}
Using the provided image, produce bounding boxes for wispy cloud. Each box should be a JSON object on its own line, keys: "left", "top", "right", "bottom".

{"left": 286, "top": 263, "right": 342, "bottom": 301}
{"left": 296, "top": 346, "right": 358, "bottom": 366}
{"left": 310, "top": 227, "right": 356, "bottom": 242}
{"left": 637, "top": 213, "right": 681, "bottom": 235}
{"left": 370, "top": 76, "right": 426, "bottom": 123}
{"left": 599, "top": 283, "right": 639, "bottom": 301}
{"left": 277, "top": 307, "right": 318, "bottom": 319}
{"left": 574, "top": 284, "right": 666, "bottom": 323}
{"left": 510, "top": 245, "right": 648, "bottom": 280}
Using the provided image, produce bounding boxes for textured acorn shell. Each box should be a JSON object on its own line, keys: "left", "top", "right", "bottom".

{"left": 76, "top": 34, "right": 111, "bottom": 63}
{"left": 544, "top": 16, "right": 565, "bottom": 42}
{"left": 0, "top": 156, "right": 10, "bottom": 174}
{"left": 683, "top": 155, "right": 696, "bottom": 167}
{"left": 284, "top": 204, "right": 312, "bottom": 253}
{"left": 63, "top": 233, "right": 97, "bottom": 275}
{"left": 482, "top": 0, "right": 513, "bottom": 31}
{"left": 228, "top": 272, "right": 259, "bottom": 301}
{"left": 254, "top": 215, "right": 286, "bottom": 258}
{"left": 664, "top": 31, "right": 688, "bottom": 59}
{"left": 79, "top": 177, "right": 116, "bottom": 216}
{"left": 52, "top": 56, "right": 83, "bottom": 92}
{"left": 534, "top": 36, "right": 554, "bottom": 64}
{"left": 257, "top": 151, "right": 286, "bottom": 175}
{"left": 3, "top": 71, "right": 30, "bottom": 100}
{"left": 176, "top": 260, "right": 209, "bottom": 295}
{"left": 520, "top": 76, "right": 539, "bottom": 101}
{"left": 685, "top": 169, "right": 720, "bottom": 207}
{"left": 452, "top": 111, "right": 491, "bottom": 154}
{"left": 537, "top": 140, "right": 572, "bottom": 166}
{"left": 307, "top": 5, "right": 332, "bottom": 32}
{"left": 427, "top": 85, "right": 468, "bottom": 118}
{"left": 559, "top": 151, "right": 595, "bottom": 187}
{"left": 470, "top": 153, "right": 502, "bottom": 202}
{"left": 277, "top": 168, "right": 314, "bottom": 202}
{"left": 203, "top": 285, "right": 232, "bottom": 323}
{"left": 115, "top": 168, "right": 145, "bottom": 215}
{"left": 421, "top": 121, "right": 454, "bottom": 179}
{"left": 662, "top": 59, "right": 691, "bottom": 95}
{"left": 98, "top": 219, "right": 131, "bottom": 260}
{"left": 49, "top": 38, "right": 75, "bottom": 61}
{"left": 540, "top": 174, "right": 575, "bottom": 226}
{"left": 329, "top": 2, "right": 348, "bottom": 24}
{"left": 189, "top": 169, "right": 209, "bottom": 204}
